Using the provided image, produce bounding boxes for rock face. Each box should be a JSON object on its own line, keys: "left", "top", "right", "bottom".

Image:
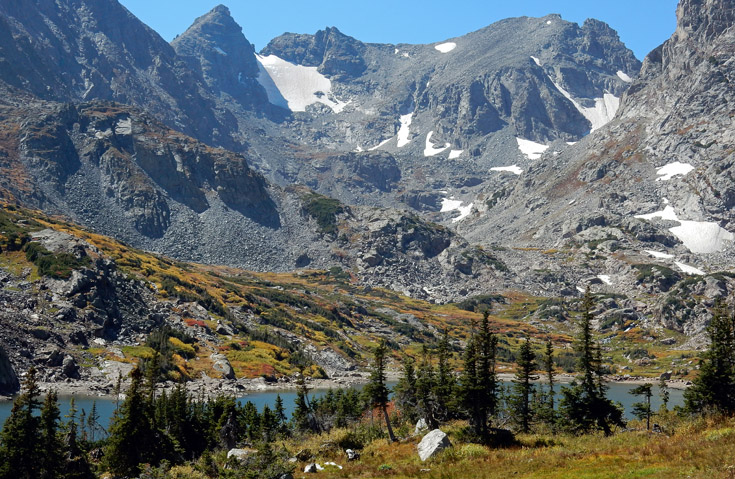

{"left": 172, "top": 5, "right": 270, "bottom": 111}
{"left": 417, "top": 429, "right": 451, "bottom": 461}
{"left": 0, "top": 0, "right": 229, "bottom": 147}
{"left": 0, "top": 347, "right": 19, "bottom": 395}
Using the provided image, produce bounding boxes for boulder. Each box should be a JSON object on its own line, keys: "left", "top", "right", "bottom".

{"left": 211, "top": 353, "right": 236, "bottom": 379}
{"left": 227, "top": 448, "right": 258, "bottom": 462}
{"left": 414, "top": 418, "right": 429, "bottom": 435}
{"left": 62, "top": 355, "right": 80, "bottom": 379}
{"left": 417, "top": 429, "right": 451, "bottom": 461}
{"left": 0, "top": 347, "right": 19, "bottom": 395}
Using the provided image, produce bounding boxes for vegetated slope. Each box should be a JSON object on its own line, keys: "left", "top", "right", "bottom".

{"left": 447, "top": 0, "right": 735, "bottom": 343}
{"left": 0, "top": 203, "right": 701, "bottom": 396}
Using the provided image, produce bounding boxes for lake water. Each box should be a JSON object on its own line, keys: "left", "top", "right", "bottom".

{"left": 0, "top": 381, "right": 684, "bottom": 434}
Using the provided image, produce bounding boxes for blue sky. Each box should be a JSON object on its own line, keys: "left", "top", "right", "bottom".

{"left": 118, "top": 0, "right": 678, "bottom": 60}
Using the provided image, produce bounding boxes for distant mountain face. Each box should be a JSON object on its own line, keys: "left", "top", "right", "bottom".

{"left": 0, "top": 0, "right": 234, "bottom": 146}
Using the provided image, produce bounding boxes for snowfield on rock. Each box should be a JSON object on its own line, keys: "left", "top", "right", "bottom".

{"left": 434, "top": 42, "right": 457, "bottom": 53}
{"left": 635, "top": 205, "right": 734, "bottom": 253}
{"left": 656, "top": 161, "right": 694, "bottom": 181}
{"left": 517, "top": 138, "right": 548, "bottom": 160}
{"left": 256, "top": 54, "right": 348, "bottom": 112}
{"left": 491, "top": 165, "right": 523, "bottom": 175}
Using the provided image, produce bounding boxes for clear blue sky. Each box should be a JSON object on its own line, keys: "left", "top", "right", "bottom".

{"left": 118, "top": 0, "right": 678, "bottom": 60}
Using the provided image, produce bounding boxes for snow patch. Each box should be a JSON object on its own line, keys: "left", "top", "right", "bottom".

{"left": 598, "top": 275, "right": 612, "bottom": 285}
{"left": 424, "top": 131, "right": 450, "bottom": 156}
{"left": 516, "top": 137, "right": 548, "bottom": 160}
{"left": 397, "top": 113, "right": 413, "bottom": 148}
{"left": 369, "top": 138, "right": 392, "bottom": 151}
{"left": 491, "top": 165, "right": 523, "bottom": 175}
{"left": 530, "top": 56, "right": 541, "bottom": 66}
{"left": 566, "top": 141, "right": 577, "bottom": 145}
{"left": 255, "top": 54, "right": 348, "bottom": 113}
{"left": 675, "top": 262, "right": 706, "bottom": 276}
{"left": 440, "top": 197, "right": 473, "bottom": 223}
{"left": 435, "top": 42, "right": 456, "bottom": 53}
{"left": 440, "top": 197, "right": 462, "bottom": 212}
{"left": 448, "top": 149, "right": 464, "bottom": 159}
{"left": 635, "top": 206, "right": 735, "bottom": 253}
{"left": 656, "top": 162, "right": 694, "bottom": 181}
{"left": 576, "top": 286, "right": 586, "bottom": 293}
{"left": 551, "top": 79, "right": 619, "bottom": 131}
{"left": 617, "top": 70, "right": 632, "bottom": 83}
{"left": 546, "top": 20, "right": 552, "bottom": 25}
{"left": 213, "top": 46, "right": 227, "bottom": 56}
{"left": 643, "top": 250, "right": 674, "bottom": 259}
{"left": 115, "top": 118, "right": 132, "bottom": 135}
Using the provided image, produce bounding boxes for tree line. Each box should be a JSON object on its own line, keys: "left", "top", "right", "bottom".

{"left": 0, "top": 289, "right": 733, "bottom": 477}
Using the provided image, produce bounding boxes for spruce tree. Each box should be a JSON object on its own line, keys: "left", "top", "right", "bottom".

{"left": 559, "top": 288, "right": 624, "bottom": 435}
{"left": 545, "top": 339, "right": 555, "bottom": 412}
{"left": 0, "top": 367, "right": 42, "bottom": 479}
{"left": 435, "top": 330, "right": 456, "bottom": 421}
{"left": 415, "top": 346, "right": 438, "bottom": 429}
{"left": 460, "top": 312, "right": 498, "bottom": 442}
{"left": 510, "top": 337, "right": 538, "bottom": 433}
{"left": 274, "top": 394, "right": 289, "bottom": 437}
{"left": 105, "top": 368, "right": 174, "bottom": 477}
{"left": 658, "top": 376, "right": 670, "bottom": 412}
{"left": 684, "top": 300, "right": 735, "bottom": 414}
{"left": 630, "top": 384, "right": 653, "bottom": 430}
{"left": 395, "top": 356, "right": 419, "bottom": 424}
{"left": 292, "top": 371, "right": 313, "bottom": 433}
{"left": 39, "top": 391, "right": 65, "bottom": 479}
{"left": 365, "top": 340, "right": 396, "bottom": 442}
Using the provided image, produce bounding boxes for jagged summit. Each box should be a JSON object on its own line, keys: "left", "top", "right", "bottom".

{"left": 172, "top": 4, "right": 272, "bottom": 113}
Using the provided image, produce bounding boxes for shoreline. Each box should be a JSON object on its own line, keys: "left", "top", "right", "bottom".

{"left": 0, "top": 370, "right": 690, "bottom": 401}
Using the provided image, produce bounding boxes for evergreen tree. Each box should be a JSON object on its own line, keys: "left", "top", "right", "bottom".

{"left": 435, "top": 330, "right": 456, "bottom": 421}
{"left": 39, "top": 391, "right": 65, "bottom": 479}
{"left": 630, "top": 384, "right": 653, "bottom": 430}
{"left": 460, "top": 312, "right": 498, "bottom": 441}
{"left": 545, "top": 339, "right": 555, "bottom": 412}
{"left": 105, "top": 368, "right": 175, "bottom": 477}
{"left": 292, "top": 371, "right": 314, "bottom": 434}
{"left": 274, "top": 394, "right": 289, "bottom": 437}
{"left": 394, "top": 356, "right": 419, "bottom": 424}
{"left": 415, "top": 347, "right": 438, "bottom": 429}
{"left": 0, "top": 367, "right": 42, "bottom": 479}
{"left": 364, "top": 340, "right": 396, "bottom": 442}
{"left": 510, "top": 337, "right": 538, "bottom": 433}
{"left": 658, "top": 376, "right": 670, "bottom": 412}
{"left": 559, "top": 288, "right": 624, "bottom": 435}
{"left": 684, "top": 300, "right": 735, "bottom": 414}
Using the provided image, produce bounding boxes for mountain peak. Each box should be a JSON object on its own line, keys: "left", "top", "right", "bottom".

{"left": 210, "top": 4, "right": 231, "bottom": 16}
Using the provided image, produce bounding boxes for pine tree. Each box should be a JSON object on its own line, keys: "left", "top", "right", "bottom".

{"left": 559, "top": 288, "right": 624, "bottom": 435}
{"left": 365, "top": 340, "right": 396, "bottom": 442}
{"left": 510, "top": 337, "right": 538, "bottom": 433}
{"left": 292, "top": 371, "right": 314, "bottom": 434}
{"left": 394, "top": 356, "right": 419, "bottom": 424}
{"left": 0, "top": 366, "right": 42, "bottom": 479}
{"left": 435, "top": 330, "right": 456, "bottom": 421}
{"left": 658, "top": 376, "right": 670, "bottom": 412}
{"left": 274, "top": 394, "right": 289, "bottom": 437}
{"left": 684, "top": 300, "right": 735, "bottom": 414}
{"left": 630, "top": 384, "right": 653, "bottom": 430}
{"left": 105, "top": 368, "right": 174, "bottom": 477}
{"left": 415, "top": 346, "right": 438, "bottom": 429}
{"left": 545, "top": 339, "right": 555, "bottom": 412}
{"left": 39, "top": 391, "right": 65, "bottom": 479}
